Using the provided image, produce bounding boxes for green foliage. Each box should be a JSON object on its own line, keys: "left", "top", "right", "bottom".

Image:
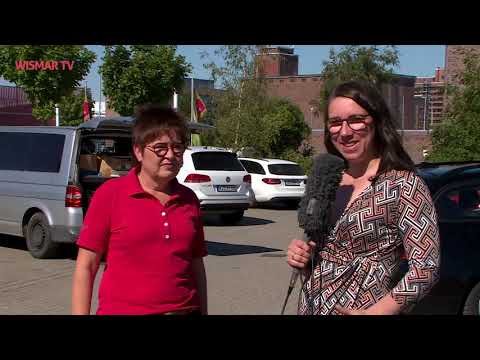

{"left": 428, "top": 53, "right": 480, "bottom": 162}
{"left": 317, "top": 45, "right": 399, "bottom": 111}
{"left": 280, "top": 148, "right": 314, "bottom": 175}
{"left": 176, "top": 87, "right": 217, "bottom": 126}
{"left": 202, "top": 45, "right": 266, "bottom": 149}
{"left": 58, "top": 90, "right": 94, "bottom": 127}
{"left": 100, "top": 45, "right": 191, "bottom": 116}
{"left": 262, "top": 98, "right": 311, "bottom": 156}
{"left": 201, "top": 46, "right": 312, "bottom": 163}
{"left": 0, "top": 45, "right": 96, "bottom": 123}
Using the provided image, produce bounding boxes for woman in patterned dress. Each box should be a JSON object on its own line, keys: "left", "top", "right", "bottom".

{"left": 287, "top": 81, "right": 440, "bottom": 315}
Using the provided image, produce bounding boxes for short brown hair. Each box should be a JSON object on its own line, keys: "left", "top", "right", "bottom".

{"left": 132, "top": 104, "right": 188, "bottom": 150}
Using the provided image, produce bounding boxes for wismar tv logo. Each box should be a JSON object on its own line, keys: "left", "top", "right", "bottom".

{"left": 15, "top": 60, "right": 75, "bottom": 71}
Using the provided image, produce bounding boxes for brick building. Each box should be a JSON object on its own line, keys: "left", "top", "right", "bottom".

{"left": 256, "top": 46, "right": 299, "bottom": 77}
{"left": 382, "top": 75, "right": 416, "bottom": 130}
{"left": 256, "top": 46, "right": 416, "bottom": 131}
{"left": 0, "top": 85, "right": 91, "bottom": 126}
{"left": 445, "top": 45, "right": 480, "bottom": 86}
{"left": 408, "top": 46, "right": 480, "bottom": 132}
{"left": 263, "top": 74, "right": 324, "bottom": 128}
{"left": 0, "top": 85, "right": 47, "bottom": 125}
{"left": 414, "top": 67, "right": 446, "bottom": 130}
{"left": 254, "top": 46, "right": 436, "bottom": 162}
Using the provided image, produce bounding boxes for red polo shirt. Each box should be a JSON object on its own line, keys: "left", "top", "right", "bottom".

{"left": 77, "top": 167, "right": 207, "bottom": 315}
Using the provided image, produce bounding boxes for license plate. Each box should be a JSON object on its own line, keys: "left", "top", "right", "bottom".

{"left": 284, "top": 180, "right": 301, "bottom": 186}
{"left": 216, "top": 185, "right": 238, "bottom": 192}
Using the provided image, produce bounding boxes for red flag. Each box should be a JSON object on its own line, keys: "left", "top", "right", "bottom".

{"left": 83, "top": 93, "right": 90, "bottom": 122}
{"left": 195, "top": 91, "right": 207, "bottom": 119}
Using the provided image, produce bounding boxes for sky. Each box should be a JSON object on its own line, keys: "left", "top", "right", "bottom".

{"left": 1, "top": 45, "right": 446, "bottom": 104}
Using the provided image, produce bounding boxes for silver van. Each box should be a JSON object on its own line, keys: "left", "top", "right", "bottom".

{"left": 0, "top": 117, "right": 213, "bottom": 259}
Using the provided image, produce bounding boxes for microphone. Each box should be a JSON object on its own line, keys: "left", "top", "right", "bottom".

{"left": 280, "top": 153, "right": 345, "bottom": 315}
{"left": 287, "top": 198, "right": 316, "bottom": 288}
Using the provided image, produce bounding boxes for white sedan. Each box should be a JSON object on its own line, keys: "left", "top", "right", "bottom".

{"left": 238, "top": 158, "right": 307, "bottom": 207}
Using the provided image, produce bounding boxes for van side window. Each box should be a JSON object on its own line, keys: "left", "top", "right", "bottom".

{"left": 0, "top": 132, "right": 65, "bottom": 173}
{"left": 0, "top": 133, "right": 26, "bottom": 171}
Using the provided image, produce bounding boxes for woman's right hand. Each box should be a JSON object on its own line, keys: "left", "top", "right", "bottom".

{"left": 287, "top": 239, "right": 316, "bottom": 269}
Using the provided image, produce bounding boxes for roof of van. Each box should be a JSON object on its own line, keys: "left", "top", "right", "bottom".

{"left": 0, "top": 126, "right": 77, "bottom": 133}
{"left": 1, "top": 117, "right": 215, "bottom": 132}
{"left": 79, "top": 116, "right": 215, "bottom": 131}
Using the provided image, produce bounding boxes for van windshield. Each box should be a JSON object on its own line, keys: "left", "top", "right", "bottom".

{"left": 192, "top": 152, "right": 244, "bottom": 171}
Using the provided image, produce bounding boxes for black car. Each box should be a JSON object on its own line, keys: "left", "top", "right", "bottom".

{"left": 407, "top": 161, "right": 480, "bottom": 315}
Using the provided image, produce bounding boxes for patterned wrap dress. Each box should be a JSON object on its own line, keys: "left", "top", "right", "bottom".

{"left": 298, "top": 170, "right": 441, "bottom": 315}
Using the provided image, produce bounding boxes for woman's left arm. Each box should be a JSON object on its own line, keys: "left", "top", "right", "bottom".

{"left": 337, "top": 172, "right": 441, "bottom": 315}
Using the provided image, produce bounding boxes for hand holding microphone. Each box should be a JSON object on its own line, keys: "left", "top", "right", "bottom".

{"left": 287, "top": 239, "right": 316, "bottom": 269}
{"left": 281, "top": 153, "right": 345, "bottom": 314}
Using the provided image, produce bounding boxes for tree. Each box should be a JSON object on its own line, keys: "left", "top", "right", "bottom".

{"left": 201, "top": 45, "right": 269, "bottom": 150}
{"left": 100, "top": 45, "right": 191, "bottom": 116}
{"left": 201, "top": 46, "right": 313, "bottom": 169}
{"left": 262, "top": 98, "right": 311, "bottom": 157}
{"left": 428, "top": 54, "right": 480, "bottom": 161}
{"left": 57, "top": 90, "right": 94, "bottom": 127}
{"left": 177, "top": 86, "right": 217, "bottom": 125}
{"left": 317, "top": 45, "right": 399, "bottom": 111}
{"left": 0, "top": 46, "right": 96, "bottom": 124}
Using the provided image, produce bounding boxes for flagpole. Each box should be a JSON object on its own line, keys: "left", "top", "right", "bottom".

{"left": 190, "top": 75, "right": 197, "bottom": 122}
{"left": 99, "top": 74, "right": 102, "bottom": 116}
{"left": 190, "top": 75, "right": 193, "bottom": 122}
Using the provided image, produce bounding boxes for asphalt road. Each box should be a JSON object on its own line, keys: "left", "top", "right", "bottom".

{"left": 0, "top": 205, "right": 302, "bottom": 315}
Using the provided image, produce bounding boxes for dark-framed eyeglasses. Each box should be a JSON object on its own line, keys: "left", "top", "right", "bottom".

{"left": 145, "top": 142, "right": 187, "bottom": 157}
{"left": 327, "top": 114, "right": 371, "bottom": 134}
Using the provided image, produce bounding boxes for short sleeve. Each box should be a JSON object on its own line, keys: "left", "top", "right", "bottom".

{"left": 191, "top": 197, "right": 207, "bottom": 258}
{"left": 76, "top": 182, "right": 114, "bottom": 255}
{"left": 391, "top": 172, "right": 441, "bottom": 311}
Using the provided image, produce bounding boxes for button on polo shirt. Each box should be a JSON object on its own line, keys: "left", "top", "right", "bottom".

{"left": 77, "top": 167, "right": 207, "bottom": 315}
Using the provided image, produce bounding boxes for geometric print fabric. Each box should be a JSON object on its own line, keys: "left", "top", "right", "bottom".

{"left": 298, "top": 170, "right": 440, "bottom": 315}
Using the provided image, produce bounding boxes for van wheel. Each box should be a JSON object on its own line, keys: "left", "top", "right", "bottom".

{"left": 25, "top": 212, "right": 60, "bottom": 259}
{"left": 463, "top": 282, "right": 480, "bottom": 315}
{"left": 220, "top": 211, "right": 244, "bottom": 225}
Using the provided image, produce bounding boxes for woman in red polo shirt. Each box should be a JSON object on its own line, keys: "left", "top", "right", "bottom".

{"left": 72, "top": 105, "right": 208, "bottom": 315}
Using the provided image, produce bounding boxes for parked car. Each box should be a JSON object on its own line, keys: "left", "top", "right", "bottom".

{"left": 177, "top": 147, "right": 251, "bottom": 224}
{"left": 405, "top": 161, "right": 480, "bottom": 315}
{"left": 0, "top": 117, "right": 223, "bottom": 259}
{"left": 238, "top": 158, "right": 307, "bottom": 208}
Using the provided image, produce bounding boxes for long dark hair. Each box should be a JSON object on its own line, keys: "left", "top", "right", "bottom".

{"left": 324, "top": 81, "right": 415, "bottom": 179}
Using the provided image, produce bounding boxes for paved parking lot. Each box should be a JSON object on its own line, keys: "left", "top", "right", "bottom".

{"left": 0, "top": 206, "right": 302, "bottom": 315}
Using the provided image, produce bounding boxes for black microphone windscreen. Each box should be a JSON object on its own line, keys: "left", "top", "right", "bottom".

{"left": 298, "top": 153, "right": 345, "bottom": 235}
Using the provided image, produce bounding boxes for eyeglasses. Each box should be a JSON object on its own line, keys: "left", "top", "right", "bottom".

{"left": 327, "top": 114, "right": 371, "bottom": 134}
{"left": 145, "top": 142, "right": 186, "bottom": 157}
